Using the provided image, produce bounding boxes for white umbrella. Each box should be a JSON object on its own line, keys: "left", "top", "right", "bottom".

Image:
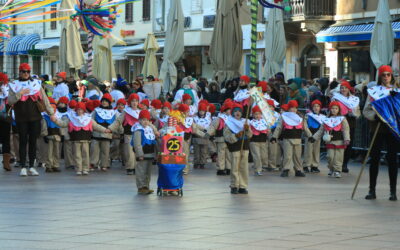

{"left": 263, "top": 6, "right": 286, "bottom": 80}
{"left": 159, "top": 0, "right": 184, "bottom": 95}
{"left": 370, "top": 0, "right": 394, "bottom": 79}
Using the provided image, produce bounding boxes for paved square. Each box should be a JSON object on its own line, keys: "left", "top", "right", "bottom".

{"left": 0, "top": 160, "right": 399, "bottom": 250}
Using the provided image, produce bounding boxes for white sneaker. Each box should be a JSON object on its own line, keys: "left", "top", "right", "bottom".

{"left": 76, "top": 171, "right": 82, "bottom": 176}
{"left": 255, "top": 171, "right": 263, "bottom": 176}
{"left": 20, "top": 168, "right": 28, "bottom": 177}
{"left": 82, "top": 171, "right": 89, "bottom": 175}
{"left": 29, "top": 167, "right": 39, "bottom": 176}
{"left": 333, "top": 171, "right": 341, "bottom": 178}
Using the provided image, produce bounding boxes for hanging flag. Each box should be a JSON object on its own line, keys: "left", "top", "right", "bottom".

{"left": 371, "top": 94, "right": 400, "bottom": 141}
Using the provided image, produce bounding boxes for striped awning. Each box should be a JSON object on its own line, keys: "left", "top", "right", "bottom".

{"left": 18, "top": 33, "right": 41, "bottom": 54}
{"left": 316, "top": 22, "right": 400, "bottom": 43}
{"left": 5, "top": 35, "right": 25, "bottom": 55}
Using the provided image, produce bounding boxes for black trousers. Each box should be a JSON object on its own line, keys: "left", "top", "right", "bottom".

{"left": 369, "top": 130, "right": 399, "bottom": 193}
{"left": 343, "top": 127, "right": 355, "bottom": 166}
{"left": 0, "top": 120, "right": 10, "bottom": 154}
{"left": 16, "top": 120, "right": 41, "bottom": 168}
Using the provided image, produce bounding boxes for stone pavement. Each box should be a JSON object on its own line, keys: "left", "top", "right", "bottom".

{"left": 0, "top": 160, "right": 399, "bottom": 250}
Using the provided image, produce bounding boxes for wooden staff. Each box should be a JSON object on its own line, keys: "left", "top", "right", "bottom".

{"left": 351, "top": 122, "right": 381, "bottom": 200}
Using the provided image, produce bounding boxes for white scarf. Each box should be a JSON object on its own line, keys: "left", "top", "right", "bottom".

{"left": 158, "top": 114, "right": 169, "bottom": 124}
{"left": 124, "top": 106, "right": 140, "bottom": 119}
{"left": 332, "top": 92, "right": 360, "bottom": 109}
{"left": 0, "top": 85, "right": 9, "bottom": 99}
{"left": 322, "top": 116, "right": 345, "bottom": 128}
{"left": 250, "top": 118, "right": 269, "bottom": 131}
{"left": 367, "top": 85, "right": 400, "bottom": 101}
{"left": 226, "top": 116, "right": 245, "bottom": 134}
{"left": 218, "top": 113, "right": 229, "bottom": 122}
{"left": 281, "top": 112, "right": 303, "bottom": 126}
{"left": 234, "top": 89, "right": 250, "bottom": 102}
{"left": 183, "top": 117, "right": 194, "bottom": 128}
{"left": 86, "top": 89, "right": 102, "bottom": 100}
{"left": 55, "top": 110, "right": 68, "bottom": 120}
{"left": 95, "top": 107, "right": 116, "bottom": 120}
{"left": 68, "top": 111, "right": 92, "bottom": 127}
{"left": 307, "top": 113, "right": 326, "bottom": 125}
{"left": 189, "top": 105, "right": 197, "bottom": 116}
{"left": 132, "top": 123, "right": 156, "bottom": 140}
{"left": 194, "top": 115, "right": 212, "bottom": 129}
{"left": 9, "top": 79, "right": 41, "bottom": 96}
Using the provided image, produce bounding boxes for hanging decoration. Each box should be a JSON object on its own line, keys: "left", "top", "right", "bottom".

{"left": 258, "top": 0, "right": 292, "bottom": 12}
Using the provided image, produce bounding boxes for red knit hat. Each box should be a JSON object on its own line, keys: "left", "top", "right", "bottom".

{"left": 178, "top": 103, "right": 190, "bottom": 113}
{"left": 340, "top": 80, "right": 353, "bottom": 92}
{"left": 257, "top": 81, "right": 268, "bottom": 92}
{"left": 127, "top": 93, "right": 139, "bottom": 103}
{"left": 208, "top": 103, "right": 216, "bottom": 114}
{"left": 56, "top": 72, "right": 67, "bottom": 80}
{"left": 93, "top": 99, "right": 101, "bottom": 108}
{"left": 223, "top": 98, "right": 233, "bottom": 105}
{"left": 267, "top": 99, "right": 275, "bottom": 108}
{"left": 232, "top": 103, "right": 244, "bottom": 112}
{"left": 281, "top": 104, "right": 289, "bottom": 111}
{"left": 48, "top": 97, "right": 56, "bottom": 105}
{"left": 311, "top": 100, "right": 322, "bottom": 107}
{"left": 139, "top": 110, "right": 151, "bottom": 120}
{"left": 140, "top": 99, "right": 150, "bottom": 108}
{"left": 240, "top": 75, "right": 250, "bottom": 84}
{"left": 288, "top": 100, "right": 298, "bottom": 108}
{"left": 329, "top": 101, "right": 341, "bottom": 109}
{"left": 69, "top": 99, "right": 77, "bottom": 109}
{"left": 19, "top": 63, "right": 31, "bottom": 71}
{"left": 163, "top": 101, "right": 172, "bottom": 109}
{"left": 182, "top": 93, "right": 192, "bottom": 102}
{"left": 0, "top": 72, "right": 9, "bottom": 84}
{"left": 58, "top": 96, "right": 69, "bottom": 105}
{"left": 252, "top": 105, "right": 262, "bottom": 114}
{"left": 198, "top": 103, "right": 208, "bottom": 112}
{"left": 378, "top": 65, "right": 393, "bottom": 76}
{"left": 221, "top": 102, "right": 233, "bottom": 112}
{"left": 151, "top": 99, "right": 162, "bottom": 109}
{"left": 85, "top": 101, "right": 94, "bottom": 112}
{"left": 75, "top": 102, "right": 86, "bottom": 112}
{"left": 117, "top": 98, "right": 127, "bottom": 106}
{"left": 198, "top": 99, "right": 209, "bottom": 107}
{"left": 101, "top": 93, "right": 113, "bottom": 104}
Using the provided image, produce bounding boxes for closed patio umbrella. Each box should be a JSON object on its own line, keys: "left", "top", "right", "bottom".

{"left": 142, "top": 33, "right": 160, "bottom": 78}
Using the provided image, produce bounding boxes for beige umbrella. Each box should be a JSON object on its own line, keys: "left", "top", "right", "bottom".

{"left": 58, "top": 0, "right": 85, "bottom": 77}
{"left": 209, "top": 0, "right": 243, "bottom": 82}
{"left": 142, "top": 33, "right": 160, "bottom": 78}
{"left": 159, "top": 0, "right": 184, "bottom": 94}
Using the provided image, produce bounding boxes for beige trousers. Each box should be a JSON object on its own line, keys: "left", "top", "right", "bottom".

{"left": 208, "top": 140, "right": 217, "bottom": 154}
{"left": 230, "top": 150, "right": 249, "bottom": 189}
{"left": 63, "top": 140, "right": 74, "bottom": 167}
{"left": 303, "top": 139, "right": 321, "bottom": 168}
{"left": 136, "top": 159, "right": 152, "bottom": 189}
{"left": 250, "top": 142, "right": 268, "bottom": 172}
{"left": 73, "top": 141, "right": 90, "bottom": 172}
{"left": 90, "top": 140, "right": 111, "bottom": 168}
{"left": 36, "top": 137, "right": 48, "bottom": 164}
{"left": 123, "top": 134, "right": 136, "bottom": 170}
{"left": 47, "top": 139, "right": 60, "bottom": 169}
{"left": 193, "top": 143, "right": 208, "bottom": 165}
{"left": 327, "top": 148, "right": 344, "bottom": 172}
{"left": 282, "top": 140, "right": 302, "bottom": 171}
{"left": 216, "top": 142, "right": 231, "bottom": 170}
{"left": 268, "top": 140, "right": 278, "bottom": 169}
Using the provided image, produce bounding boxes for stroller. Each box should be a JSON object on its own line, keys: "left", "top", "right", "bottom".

{"left": 157, "top": 163, "right": 185, "bottom": 196}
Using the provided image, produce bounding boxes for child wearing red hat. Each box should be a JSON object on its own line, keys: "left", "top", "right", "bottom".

{"left": 52, "top": 72, "right": 69, "bottom": 101}
{"left": 249, "top": 105, "right": 269, "bottom": 176}
{"left": 224, "top": 103, "right": 253, "bottom": 194}
{"left": 193, "top": 103, "right": 212, "bottom": 169}
{"left": 109, "top": 93, "right": 141, "bottom": 175}
{"left": 271, "top": 100, "right": 306, "bottom": 177}
{"left": 90, "top": 93, "right": 117, "bottom": 171}
{"left": 132, "top": 110, "right": 159, "bottom": 195}
{"left": 57, "top": 97, "right": 74, "bottom": 170}
{"left": 208, "top": 102, "right": 233, "bottom": 175}
{"left": 234, "top": 76, "right": 251, "bottom": 117}
{"left": 265, "top": 99, "right": 282, "bottom": 172}
{"left": 303, "top": 100, "right": 326, "bottom": 174}
{"left": 321, "top": 101, "right": 350, "bottom": 178}
{"left": 51, "top": 102, "right": 111, "bottom": 175}
{"left": 330, "top": 80, "right": 360, "bottom": 173}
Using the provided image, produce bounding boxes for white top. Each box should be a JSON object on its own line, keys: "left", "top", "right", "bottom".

{"left": 52, "top": 82, "right": 70, "bottom": 101}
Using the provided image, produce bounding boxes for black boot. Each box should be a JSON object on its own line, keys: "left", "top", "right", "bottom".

{"left": 303, "top": 167, "right": 310, "bottom": 173}
{"left": 280, "top": 169, "right": 289, "bottom": 177}
{"left": 310, "top": 167, "right": 320, "bottom": 173}
{"left": 389, "top": 192, "right": 397, "bottom": 201}
{"left": 238, "top": 188, "right": 248, "bottom": 194}
{"left": 365, "top": 189, "right": 376, "bottom": 200}
{"left": 225, "top": 169, "right": 231, "bottom": 175}
{"left": 216, "top": 170, "right": 226, "bottom": 176}
{"left": 230, "top": 187, "right": 238, "bottom": 194}
{"left": 342, "top": 163, "right": 349, "bottom": 173}
{"left": 295, "top": 170, "right": 306, "bottom": 177}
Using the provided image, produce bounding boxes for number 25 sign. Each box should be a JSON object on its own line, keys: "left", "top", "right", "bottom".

{"left": 162, "top": 135, "right": 183, "bottom": 154}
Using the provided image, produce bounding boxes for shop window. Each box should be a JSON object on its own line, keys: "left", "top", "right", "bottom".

{"left": 142, "top": 0, "right": 151, "bottom": 21}
{"left": 125, "top": 3, "right": 133, "bottom": 23}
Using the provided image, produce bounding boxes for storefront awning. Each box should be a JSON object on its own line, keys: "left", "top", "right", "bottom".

{"left": 35, "top": 38, "right": 60, "bottom": 50}
{"left": 5, "top": 35, "right": 25, "bottom": 55}
{"left": 316, "top": 22, "right": 400, "bottom": 43}
{"left": 121, "top": 40, "right": 165, "bottom": 52}
{"left": 112, "top": 46, "right": 127, "bottom": 60}
{"left": 18, "top": 33, "right": 41, "bottom": 54}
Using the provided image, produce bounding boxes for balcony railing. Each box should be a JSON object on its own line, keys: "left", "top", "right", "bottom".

{"left": 283, "top": 0, "right": 336, "bottom": 21}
